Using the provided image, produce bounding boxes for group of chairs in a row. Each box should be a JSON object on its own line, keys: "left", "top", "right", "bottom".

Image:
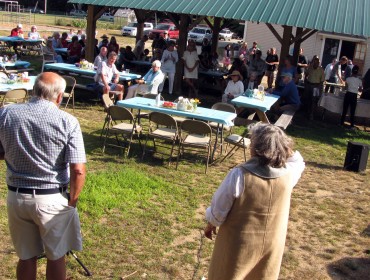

{"left": 0, "top": 72, "right": 76, "bottom": 110}
{"left": 101, "top": 94, "right": 253, "bottom": 173}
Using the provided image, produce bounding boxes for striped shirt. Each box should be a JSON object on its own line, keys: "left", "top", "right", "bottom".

{"left": 0, "top": 98, "right": 86, "bottom": 189}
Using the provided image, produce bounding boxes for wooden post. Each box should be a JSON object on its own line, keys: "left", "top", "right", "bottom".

{"left": 292, "top": 27, "right": 303, "bottom": 66}
{"left": 205, "top": 17, "right": 222, "bottom": 54}
{"left": 173, "top": 14, "right": 191, "bottom": 95}
{"left": 85, "top": 5, "right": 98, "bottom": 62}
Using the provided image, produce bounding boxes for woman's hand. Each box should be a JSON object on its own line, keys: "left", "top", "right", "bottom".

{"left": 204, "top": 222, "right": 217, "bottom": 240}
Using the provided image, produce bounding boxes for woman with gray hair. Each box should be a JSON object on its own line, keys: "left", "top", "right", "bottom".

{"left": 205, "top": 123, "right": 305, "bottom": 280}
{"left": 125, "top": 60, "right": 164, "bottom": 99}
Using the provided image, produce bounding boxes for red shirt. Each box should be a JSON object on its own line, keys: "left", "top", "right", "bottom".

{"left": 10, "top": 28, "right": 23, "bottom": 37}
{"left": 60, "top": 39, "right": 69, "bottom": 48}
{"left": 68, "top": 42, "right": 82, "bottom": 57}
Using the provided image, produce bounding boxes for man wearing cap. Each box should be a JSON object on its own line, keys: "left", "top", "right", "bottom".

{"left": 0, "top": 72, "right": 86, "bottom": 280}
{"left": 222, "top": 70, "right": 244, "bottom": 103}
{"left": 10, "top": 24, "right": 24, "bottom": 54}
{"left": 125, "top": 60, "right": 164, "bottom": 99}
{"left": 272, "top": 72, "right": 301, "bottom": 112}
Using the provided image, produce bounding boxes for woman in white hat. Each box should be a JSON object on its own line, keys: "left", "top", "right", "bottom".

{"left": 222, "top": 70, "right": 244, "bottom": 103}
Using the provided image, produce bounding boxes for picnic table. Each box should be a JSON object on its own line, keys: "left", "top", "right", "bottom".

{"left": 231, "top": 94, "right": 280, "bottom": 123}
{"left": 0, "top": 60, "right": 31, "bottom": 69}
{"left": 0, "top": 75, "right": 37, "bottom": 93}
{"left": 0, "top": 37, "right": 43, "bottom": 55}
{"left": 54, "top": 48, "right": 68, "bottom": 55}
{"left": 44, "top": 63, "right": 141, "bottom": 81}
{"left": 117, "top": 97, "right": 237, "bottom": 160}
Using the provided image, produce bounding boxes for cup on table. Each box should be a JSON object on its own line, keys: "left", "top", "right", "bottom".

{"left": 126, "top": 69, "right": 130, "bottom": 74}
{"left": 23, "top": 72, "right": 28, "bottom": 78}
{"left": 122, "top": 70, "right": 126, "bottom": 75}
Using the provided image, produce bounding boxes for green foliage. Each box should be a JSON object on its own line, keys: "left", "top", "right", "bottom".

{"left": 72, "top": 19, "right": 87, "bottom": 29}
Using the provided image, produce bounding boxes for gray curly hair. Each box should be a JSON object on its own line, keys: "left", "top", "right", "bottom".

{"left": 249, "top": 123, "right": 294, "bottom": 168}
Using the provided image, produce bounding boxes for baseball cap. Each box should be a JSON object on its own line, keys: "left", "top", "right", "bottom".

{"left": 17, "top": 23, "right": 22, "bottom": 28}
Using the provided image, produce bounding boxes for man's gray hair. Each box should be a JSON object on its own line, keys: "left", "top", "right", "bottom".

{"left": 33, "top": 73, "right": 66, "bottom": 101}
{"left": 152, "top": 60, "right": 161, "bottom": 68}
{"left": 249, "top": 123, "right": 293, "bottom": 168}
{"left": 108, "top": 51, "right": 117, "bottom": 59}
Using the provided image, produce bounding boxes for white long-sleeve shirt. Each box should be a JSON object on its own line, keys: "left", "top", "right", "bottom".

{"left": 206, "top": 151, "right": 305, "bottom": 227}
{"left": 161, "top": 49, "right": 178, "bottom": 73}
{"left": 224, "top": 80, "right": 244, "bottom": 96}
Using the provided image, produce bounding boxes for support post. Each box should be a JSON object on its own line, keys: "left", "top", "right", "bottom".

{"left": 85, "top": 5, "right": 99, "bottom": 62}
{"left": 292, "top": 27, "right": 303, "bottom": 67}
{"left": 207, "top": 17, "right": 221, "bottom": 54}
{"left": 275, "top": 25, "right": 293, "bottom": 88}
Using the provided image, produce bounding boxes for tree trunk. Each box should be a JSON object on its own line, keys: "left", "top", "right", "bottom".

{"left": 134, "top": 10, "right": 147, "bottom": 43}
{"left": 85, "top": 5, "right": 98, "bottom": 62}
{"left": 211, "top": 17, "right": 222, "bottom": 54}
{"left": 276, "top": 25, "right": 293, "bottom": 88}
{"left": 173, "top": 14, "right": 191, "bottom": 95}
{"left": 292, "top": 27, "right": 303, "bottom": 67}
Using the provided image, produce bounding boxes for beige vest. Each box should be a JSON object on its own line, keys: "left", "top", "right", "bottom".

{"left": 208, "top": 165, "right": 294, "bottom": 280}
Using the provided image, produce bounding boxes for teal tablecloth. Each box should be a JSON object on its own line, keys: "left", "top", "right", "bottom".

{"left": 0, "top": 60, "right": 31, "bottom": 68}
{"left": 54, "top": 48, "right": 68, "bottom": 55}
{"left": 117, "top": 97, "right": 236, "bottom": 126}
{"left": 231, "top": 94, "right": 280, "bottom": 112}
{"left": 44, "top": 63, "right": 141, "bottom": 81}
{"left": 0, "top": 76, "right": 37, "bottom": 92}
{"left": 0, "top": 36, "right": 42, "bottom": 44}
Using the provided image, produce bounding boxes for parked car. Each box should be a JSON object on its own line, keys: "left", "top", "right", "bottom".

{"left": 121, "top": 22, "right": 154, "bottom": 37}
{"left": 219, "top": 28, "right": 233, "bottom": 41}
{"left": 149, "top": 23, "right": 179, "bottom": 40}
{"left": 99, "top": 13, "right": 114, "bottom": 22}
{"left": 187, "top": 26, "right": 213, "bottom": 44}
{"left": 69, "top": 9, "right": 87, "bottom": 17}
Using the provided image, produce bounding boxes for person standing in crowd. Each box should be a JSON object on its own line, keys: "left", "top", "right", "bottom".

{"left": 67, "top": 28, "right": 75, "bottom": 40}
{"left": 205, "top": 123, "right": 305, "bottom": 280}
{"left": 0, "top": 72, "right": 86, "bottom": 280}
{"left": 324, "top": 58, "right": 337, "bottom": 92}
{"left": 340, "top": 65, "right": 363, "bottom": 128}
{"left": 344, "top": 59, "right": 354, "bottom": 81}
{"left": 304, "top": 57, "right": 325, "bottom": 120}
{"left": 118, "top": 46, "right": 136, "bottom": 71}
{"left": 265, "top": 47, "right": 279, "bottom": 90}
{"left": 43, "top": 39, "right": 64, "bottom": 63}
{"left": 329, "top": 56, "right": 348, "bottom": 85}
{"left": 107, "top": 36, "right": 119, "bottom": 56}
{"left": 94, "top": 46, "right": 108, "bottom": 67}
{"left": 133, "top": 35, "right": 148, "bottom": 60}
{"left": 183, "top": 39, "right": 199, "bottom": 97}
{"left": 222, "top": 71, "right": 244, "bottom": 103}
{"left": 67, "top": 35, "right": 82, "bottom": 64}
{"left": 249, "top": 50, "right": 266, "bottom": 85}
{"left": 94, "top": 52, "right": 124, "bottom": 101}
{"left": 159, "top": 42, "right": 178, "bottom": 95}
{"left": 245, "top": 72, "right": 258, "bottom": 90}
{"left": 76, "top": 30, "right": 83, "bottom": 40}
{"left": 201, "top": 38, "right": 212, "bottom": 57}
{"left": 223, "top": 44, "right": 233, "bottom": 68}
{"left": 248, "top": 41, "right": 259, "bottom": 62}
{"left": 239, "top": 42, "right": 249, "bottom": 58}
{"left": 272, "top": 72, "right": 301, "bottom": 113}
{"left": 125, "top": 60, "right": 164, "bottom": 99}
{"left": 28, "top": 25, "right": 41, "bottom": 39}
{"left": 98, "top": 34, "right": 109, "bottom": 49}
{"left": 276, "top": 55, "right": 297, "bottom": 91}
{"left": 297, "top": 48, "right": 308, "bottom": 81}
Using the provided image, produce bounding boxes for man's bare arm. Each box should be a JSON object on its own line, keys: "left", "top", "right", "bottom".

{"left": 69, "top": 163, "right": 86, "bottom": 207}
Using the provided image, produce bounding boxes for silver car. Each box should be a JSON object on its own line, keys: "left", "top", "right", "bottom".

{"left": 188, "top": 27, "right": 213, "bottom": 44}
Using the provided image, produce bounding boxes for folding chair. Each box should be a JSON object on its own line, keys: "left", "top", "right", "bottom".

{"left": 142, "top": 112, "right": 178, "bottom": 164}
{"left": 176, "top": 120, "right": 212, "bottom": 173}
{"left": 210, "top": 102, "right": 236, "bottom": 154}
{"left": 100, "top": 94, "right": 115, "bottom": 139}
{"left": 41, "top": 53, "right": 56, "bottom": 72}
{"left": 136, "top": 93, "right": 164, "bottom": 122}
{"left": 102, "top": 106, "right": 142, "bottom": 157}
{"left": 62, "top": 75, "right": 76, "bottom": 111}
{"left": 220, "top": 129, "right": 252, "bottom": 163}
{"left": 0, "top": 88, "right": 28, "bottom": 107}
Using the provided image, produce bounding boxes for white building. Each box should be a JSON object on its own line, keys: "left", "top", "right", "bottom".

{"left": 244, "top": 22, "right": 369, "bottom": 73}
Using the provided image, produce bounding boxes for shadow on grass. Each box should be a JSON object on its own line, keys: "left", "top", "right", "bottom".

{"left": 327, "top": 257, "right": 370, "bottom": 280}
{"left": 305, "top": 161, "right": 344, "bottom": 171}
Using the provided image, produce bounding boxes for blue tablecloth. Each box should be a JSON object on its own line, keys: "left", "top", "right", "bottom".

{"left": 44, "top": 63, "right": 141, "bottom": 81}
{"left": 131, "top": 60, "right": 152, "bottom": 67}
{"left": 0, "top": 76, "right": 37, "bottom": 92}
{"left": 0, "top": 60, "right": 31, "bottom": 68}
{"left": 231, "top": 94, "right": 280, "bottom": 112}
{"left": 199, "top": 69, "right": 228, "bottom": 78}
{"left": 0, "top": 36, "right": 42, "bottom": 44}
{"left": 117, "top": 97, "right": 237, "bottom": 126}
{"left": 54, "top": 48, "right": 68, "bottom": 55}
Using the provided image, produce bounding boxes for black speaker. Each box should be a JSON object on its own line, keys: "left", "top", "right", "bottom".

{"left": 343, "top": 142, "right": 369, "bottom": 172}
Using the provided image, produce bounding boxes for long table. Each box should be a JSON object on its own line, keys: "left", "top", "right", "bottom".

{"left": 319, "top": 93, "right": 370, "bottom": 119}
{"left": 0, "top": 75, "right": 37, "bottom": 93}
{"left": 117, "top": 97, "right": 237, "bottom": 160}
{"left": 44, "top": 63, "right": 141, "bottom": 81}
{"left": 0, "top": 60, "right": 31, "bottom": 69}
{"left": 231, "top": 94, "right": 280, "bottom": 123}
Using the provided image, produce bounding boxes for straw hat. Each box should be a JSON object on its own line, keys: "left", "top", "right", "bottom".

{"left": 229, "top": 70, "right": 243, "bottom": 80}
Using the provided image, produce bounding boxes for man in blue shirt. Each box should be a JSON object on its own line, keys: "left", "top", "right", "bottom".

{"left": 272, "top": 72, "right": 301, "bottom": 112}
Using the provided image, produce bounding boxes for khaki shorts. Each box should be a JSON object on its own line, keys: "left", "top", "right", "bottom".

{"left": 7, "top": 190, "right": 82, "bottom": 260}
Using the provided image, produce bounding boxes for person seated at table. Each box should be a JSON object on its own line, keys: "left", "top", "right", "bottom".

{"left": 94, "top": 51, "right": 123, "bottom": 101}
{"left": 28, "top": 25, "right": 41, "bottom": 39}
{"left": 229, "top": 57, "right": 248, "bottom": 83}
{"left": 142, "top": 49, "right": 150, "bottom": 61}
{"left": 43, "top": 39, "right": 64, "bottom": 63}
{"left": 117, "top": 46, "right": 136, "bottom": 71}
{"left": 98, "top": 34, "right": 109, "bottom": 50}
{"left": 275, "top": 55, "right": 297, "bottom": 91}
{"left": 272, "top": 72, "right": 301, "bottom": 113}
{"left": 222, "top": 71, "right": 244, "bottom": 103}
{"left": 340, "top": 65, "right": 363, "bottom": 129}
{"left": 67, "top": 35, "right": 82, "bottom": 64}
{"left": 125, "top": 60, "right": 164, "bottom": 99}
{"left": 107, "top": 36, "right": 119, "bottom": 55}
{"left": 51, "top": 32, "right": 61, "bottom": 48}
{"left": 249, "top": 50, "right": 266, "bottom": 85}
{"left": 245, "top": 72, "right": 258, "bottom": 90}
{"left": 67, "top": 28, "right": 75, "bottom": 40}
{"left": 10, "top": 23, "right": 23, "bottom": 38}
{"left": 58, "top": 32, "right": 69, "bottom": 48}
{"left": 76, "top": 29, "right": 83, "bottom": 40}
{"left": 94, "top": 46, "right": 108, "bottom": 67}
